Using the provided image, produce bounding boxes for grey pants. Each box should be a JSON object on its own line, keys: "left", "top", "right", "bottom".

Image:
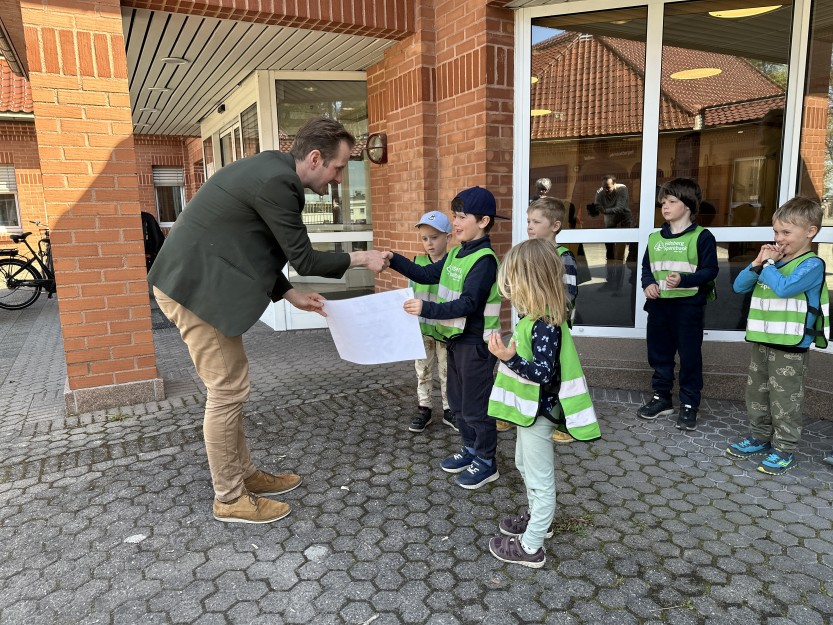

{"left": 745, "top": 344, "right": 809, "bottom": 453}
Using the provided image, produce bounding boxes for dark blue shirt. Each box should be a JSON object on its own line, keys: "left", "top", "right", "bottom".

{"left": 389, "top": 236, "right": 498, "bottom": 345}
{"left": 504, "top": 319, "right": 561, "bottom": 416}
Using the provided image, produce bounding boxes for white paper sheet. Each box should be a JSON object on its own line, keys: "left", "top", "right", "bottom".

{"left": 324, "top": 288, "right": 427, "bottom": 365}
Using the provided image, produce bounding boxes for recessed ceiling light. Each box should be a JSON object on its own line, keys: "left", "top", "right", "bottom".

{"left": 530, "top": 109, "right": 552, "bottom": 117}
{"left": 302, "top": 86, "right": 317, "bottom": 92}
{"left": 611, "top": 20, "right": 630, "bottom": 25}
{"left": 161, "top": 57, "right": 188, "bottom": 65}
{"left": 139, "top": 107, "right": 159, "bottom": 113}
{"left": 709, "top": 6, "right": 781, "bottom": 19}
{"left": 671, "top": 68, "right": 722, "bottom": 80}
{"left": 147, "top": 86, "right": 170, "bottom": 93}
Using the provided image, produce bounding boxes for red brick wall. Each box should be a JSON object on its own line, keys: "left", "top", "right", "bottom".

{"left": 0, "top": 120, "right": 45, "bottom": 250}
{"left": 133, "top": 134, "right": 202, "bottom": 226}
{"left": 370, "top": 0, "right": 514, "bottom": 304}
{"left": 21, "top": 0, "right": 158, "bottom": 391}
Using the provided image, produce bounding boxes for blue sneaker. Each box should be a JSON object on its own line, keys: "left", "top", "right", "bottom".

{"left": 757, "top": 449, "right": 796, "bottom": 475}
{"left": 726, "top": 436, "right": 772, "bottom": 459}
{"left": 441, "top": 448, "right": 474, "bottom": 474}
{"left": 454, "top": 457, "right": 499, "bottom": 490}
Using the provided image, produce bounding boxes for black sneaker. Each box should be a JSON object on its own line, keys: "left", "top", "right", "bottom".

{"left": 637, "top": 394, "right": 674, "bottom": 420}
{"left": 409, "top": 406, "right": 433, "bottom": 433}
{"left": 676, "top": 404, "right": 697, "bottom": 430}
{"left": 442, "top": 409, "right": 458, "bottom": 432}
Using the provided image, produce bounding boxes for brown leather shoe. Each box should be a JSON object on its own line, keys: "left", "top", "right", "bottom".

{"left": 213, "top": 492, "right": 290, "bottom": 524}
{"left": 243, "top": 470, "right": 303, "bottom": 496}
{"left": 496, "top": 421, "right": 515, "bottom": 432}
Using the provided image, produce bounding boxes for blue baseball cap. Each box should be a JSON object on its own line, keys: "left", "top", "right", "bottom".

{"left": 415, "top": 210, "right": 452, "bottom": 233}
{"left": 453, "top": 186, "right": 510, "bottom": 219}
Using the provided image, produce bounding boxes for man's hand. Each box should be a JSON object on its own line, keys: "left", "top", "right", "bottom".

{"left": 644, "top": 284, "right": 660, "bottom": 299}
{"left": 403, "top": 298, "right": 423, "bottom": 316}
{"left": 665, "top": 272, "right": 681, "bottom": 289}
{"left": 488, "top": 332, "right": 516, "bottom": 361}
{"left": 284, "top": 288, "right": 327, "bottom": 317}
{"left": 349, "top": 250, "right": 390, "bottom": 273}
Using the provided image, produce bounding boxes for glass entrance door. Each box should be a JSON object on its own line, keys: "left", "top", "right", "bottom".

{"left": 274, "top": 78, "right": 374, "bottom": 329}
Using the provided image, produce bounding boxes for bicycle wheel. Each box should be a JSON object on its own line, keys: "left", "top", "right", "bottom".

{"left": 0, "top": 258, "right": 42, "bottom": 310}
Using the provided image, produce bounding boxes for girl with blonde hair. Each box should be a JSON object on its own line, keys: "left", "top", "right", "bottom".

{"left": 487, "top": 239, "right": 600, "bottom": 568}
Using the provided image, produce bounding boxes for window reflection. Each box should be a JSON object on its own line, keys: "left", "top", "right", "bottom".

{"left": 797, "top": 2, "right": 833, "bottom": 227}
{"left": 571, "top": 242, "right": 638, "bottom": 328}
{"left": 531, "top": 8, "right": 647, "bottom": 232}
{"left": 657, "top": 1, "right": 792, "bottom": 227}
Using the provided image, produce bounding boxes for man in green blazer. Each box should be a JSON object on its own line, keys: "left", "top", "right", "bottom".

{"left": 149, "top": 117, "right": 388, "bottom": 524}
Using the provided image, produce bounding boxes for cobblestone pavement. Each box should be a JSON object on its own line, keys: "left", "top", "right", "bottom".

{"left": 2, "top": 297, "right": 833, "bottom": 625}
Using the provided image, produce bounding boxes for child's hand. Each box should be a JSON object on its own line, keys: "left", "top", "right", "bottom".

{"left": 644, "top": 284, "right": 660, "bottom": 299}
{"left": 665, "top": 272, "right": 681, "bottom": 289}
{"left": 403, "top": 298, "right": 423, "bottom": 316}
{"left": 488, "top": 333, "right": 516, "bottom": 361}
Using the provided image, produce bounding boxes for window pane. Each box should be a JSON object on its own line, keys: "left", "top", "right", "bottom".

{"left": 0, "top": 195, "right": 19, "bottom": 227}
{"left": 287, "top": 240, "right": 374, "bottom": 299}
{"left": 203, "top": 137, "right": 215, "bottom": 178}
{"left": 219, "top": 132, "right": 234, "bottom": 167}
{"left": 704, "top": 241, "right": 768, "bottom": 330}
{"left": 275, "top": 80, "right": 370, "bottom": 232}
{"left": 156, "top": 187, "right": 183, "bottom": 223}
{"left": 241, "top": 103, "right": 260, "bottom": 157}
{"left": 571, "top": 242, "right": 638, "bottom": 328}
{"left": 657, "top": 1, "right": 792, "bottom": 228}
{"left": 797, "top": 2, "right": 832, "bottom": 225}
{"left": 531, "top": 8, "right": 647, "bottom": 231}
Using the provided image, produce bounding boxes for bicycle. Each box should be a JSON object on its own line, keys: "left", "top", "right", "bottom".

{"left": 0, "top": 220, "right": 56, "bottom": 310}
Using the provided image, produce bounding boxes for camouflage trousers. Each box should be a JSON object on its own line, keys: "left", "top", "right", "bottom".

{"left": 415, "top": 335, "right": 449, "bottom": 410}
{"left": 745, "top": 344, "right": 809, "bottom": 453}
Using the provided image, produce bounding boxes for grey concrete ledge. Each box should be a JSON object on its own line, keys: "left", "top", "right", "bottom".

{"left": 64, "top": 377, "right": 165, "bottom": 415}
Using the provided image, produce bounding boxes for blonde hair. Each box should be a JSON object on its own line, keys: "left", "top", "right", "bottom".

{"left": 773, "top": 196, "right": 822, "bottom": 230}
{"left": 528, "top": 197, "right": 566, "bottom": 234}
{"left": 497, "top": 239, "right": 567, "bottom": 327}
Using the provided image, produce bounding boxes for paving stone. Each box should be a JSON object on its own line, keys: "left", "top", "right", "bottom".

{"left": 1, "top": 298, "right": 832, "bottom": 624}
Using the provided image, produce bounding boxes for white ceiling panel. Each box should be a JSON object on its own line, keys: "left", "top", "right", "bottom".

{"left": 123, "top": 8, "right": 396, "bottom": 136}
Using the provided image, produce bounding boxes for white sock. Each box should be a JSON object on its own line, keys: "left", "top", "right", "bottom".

{"left": 520, "top": 538, "right": 538, "bottom": 554}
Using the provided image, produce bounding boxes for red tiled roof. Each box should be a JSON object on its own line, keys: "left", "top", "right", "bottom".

{"left": 0, "top": 57, "right": 32, "bottom": 113}
{"left": 701, "top": 95, "right": 784, "bottom": 127}
{"left": 279, "top": 129, "right": 367, "bottom": 158}
{"left": 531, "top": 33, "right": 783, "bottom": 140}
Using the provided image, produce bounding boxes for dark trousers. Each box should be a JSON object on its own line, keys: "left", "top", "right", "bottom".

{"left": 646, "top": 303, "right": 705, "bottom": 408}
{"left": 446, "top": 341, "right": 498, "bottom": 461}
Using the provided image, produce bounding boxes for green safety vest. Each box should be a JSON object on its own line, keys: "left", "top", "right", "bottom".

{"left": 745, "top": 253, "right": 830, "bottom": 349}
{"left": 557, "top": 245, "right": 577, "bottom": 326}
{"left": 412, "top": 255, "right": 443, "bottom": 339}
{"left": 435, "top": 246, "right": 501, "bottom": 343}
{"left": 647, "top": 226, "right": 715, "bottom": 300}
{"left": 488, "top": 316, "right": 601, "bottom": 440}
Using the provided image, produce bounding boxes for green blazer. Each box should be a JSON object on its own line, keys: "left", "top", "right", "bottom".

{"left": 148, "top": 151, "right": 350, "bottom": 336}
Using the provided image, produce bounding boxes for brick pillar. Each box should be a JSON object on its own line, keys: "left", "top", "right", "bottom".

{"left": 21, "top": 0, "right": 164, "bottom": 414}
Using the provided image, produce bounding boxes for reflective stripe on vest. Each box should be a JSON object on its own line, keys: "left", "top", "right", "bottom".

{"left": 745, "top": 253, "right": 830, "bottom": 349}
{"left": 412, "top": 255, "right": 442, "bottom": 338}
{"left": 648, "top": 226, "right": 708, "bottom": 299}
{"left": 435, "top": 246, "right": 501, "bottom": 343}
{"left": 488, "top": 317, "right": 602, "bottom": 440}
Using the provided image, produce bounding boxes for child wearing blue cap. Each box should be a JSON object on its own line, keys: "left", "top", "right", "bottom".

{"left": 389, "top": 186, "right": 509, "bottom": 489}
{"left": 410, "top": 210, "right": 454, "bottom": 433}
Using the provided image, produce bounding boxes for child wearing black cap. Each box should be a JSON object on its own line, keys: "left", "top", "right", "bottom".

{"left": 637, "top": 178, "right": 718, "bottom": 431}
{"left": 388, "top": 187, "right": 509, "bottom": 490}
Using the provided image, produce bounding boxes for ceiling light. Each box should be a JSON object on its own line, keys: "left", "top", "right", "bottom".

{"left": 161, "top": 57, "right": 188, "bottom": 65}
{"left": 530, "top": 109, "right": 552, "bottom": 117}
{"left": 611, "top": 20, "right": 630, "bottom": 25}
{"left": 671, "top": 68, "right": 722, "bottom": 80}
{"left": 147, "top": 86, "right": 170, "bottom": 93}
{"left": 709, "top": 6, "right": 781, "bottom": 18}
{"left": 302, "top": 86, "right": 317, "bottom": 92}
{"left": 139, "top": 107, "right": 159, "bottom": 113}
{"left": 531, "top": 76, "right": 539, "bottom": 85}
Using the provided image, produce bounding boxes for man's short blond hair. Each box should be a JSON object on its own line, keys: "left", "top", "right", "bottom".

{"left": 773, "top": 196, "right": 823, "bottom": 231}
{"left": 528, "top": 197, "right": 566, "bottom": 234}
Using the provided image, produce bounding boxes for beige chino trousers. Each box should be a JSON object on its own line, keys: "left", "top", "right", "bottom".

{"left": 154, "top": 287, "right": 256, "bottom": 502}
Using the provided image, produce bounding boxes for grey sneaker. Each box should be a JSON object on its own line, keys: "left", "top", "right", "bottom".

{"left": 499, "top": 510, "right": 554, "bottom": 539}
{"left": 488, "top": 534, "right": 545, "bottom": 569}
{"left": 409, "top": 406, "right": 432, "bottom": 432}
{"left": 637, "top": 394, "right": 674, "bottom": 420}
